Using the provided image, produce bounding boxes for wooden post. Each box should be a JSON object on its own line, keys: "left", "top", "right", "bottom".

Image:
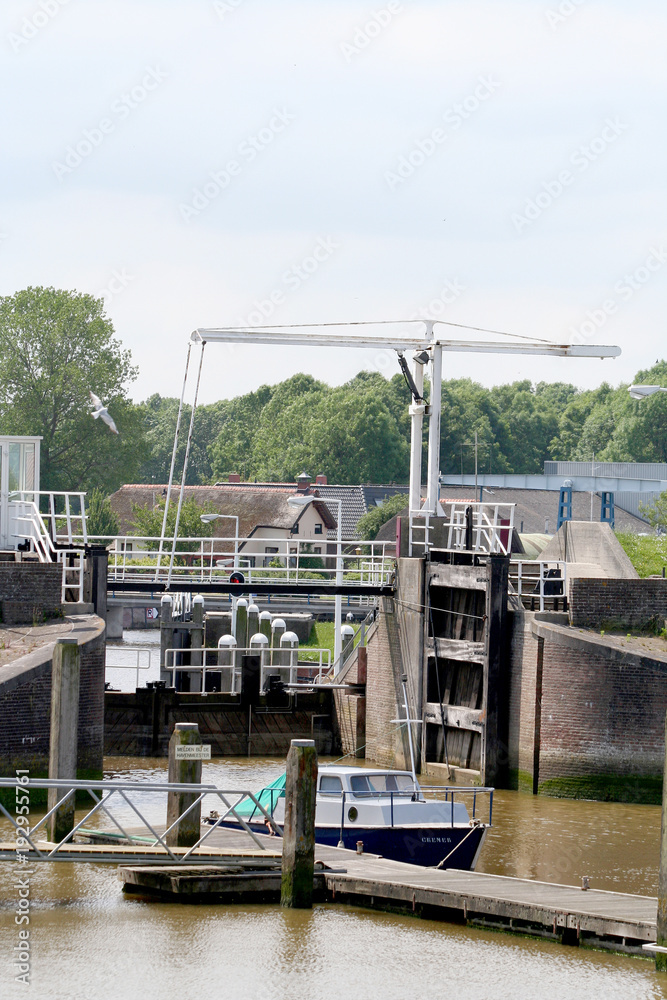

{"left": 166, "top": 723, "right": 203, "bottom": 847}
{"left": 47, "top": 638, "right": 80, "bottom": 842}
{"left": 657, "top": 709, "right": 667, "bottom": 970}
{"left": 281, "top": 738, "right": 318, "bottom": 908}
{"left": 235, "top": 598, "right": 248, "bottom": 650}
{"left": 160, "top": 595, "right": 173, "bottom": 685}
{"left": 190, "top": 595, "right": 205, "bottom": 692}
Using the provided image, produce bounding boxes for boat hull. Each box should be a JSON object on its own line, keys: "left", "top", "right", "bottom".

{"left": 215, "top": 820, "right": 486, "bottom": 870}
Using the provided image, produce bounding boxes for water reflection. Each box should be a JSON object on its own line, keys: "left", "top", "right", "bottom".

{"left": 1, "top": 755, "right": 665, "bottom": 1000}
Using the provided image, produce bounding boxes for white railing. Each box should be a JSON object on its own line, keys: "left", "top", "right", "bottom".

{"left": 89, "top": 534, "right": 396, "bottom": 589}
{"left": 509, "top": 560, "right": 567, "bottom": 612}
{"left": 0, "top": 776, "right": 281, "bottom": 863}
{"left": 408, "top": 510, "right": 433, "bottom": 557}
{"left": 163, "top": 645, "right": 333, "bottom": 693}
{"left": 8, "top": 493, "right": 87, "bottom": 602}
{"left": 442, "top": 502, "right": 515, "bottom": 555}
{"left": 105, "top": 646, "right": 153, "bottom": 688}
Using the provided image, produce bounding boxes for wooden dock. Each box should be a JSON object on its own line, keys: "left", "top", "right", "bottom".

{"left": 118, "top": 827, "right": 658, "bottom": 954}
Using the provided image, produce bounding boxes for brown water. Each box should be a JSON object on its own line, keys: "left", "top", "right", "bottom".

{"left": 1, "top": 756, "right": 665, "bottom": 1000}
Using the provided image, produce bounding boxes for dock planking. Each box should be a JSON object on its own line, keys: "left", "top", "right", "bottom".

{"left": 116, "top": 826, "right": 658, "bottom": 954}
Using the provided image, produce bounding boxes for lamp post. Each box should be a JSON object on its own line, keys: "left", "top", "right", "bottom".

{"left": 629, "top": 385, "right": 667, "bottom": 400}
{"left": 200, "top": 513, "right": 240, "bottom": 572}
{"left": 287, "top": 494, "right": 343, "bottom": 675}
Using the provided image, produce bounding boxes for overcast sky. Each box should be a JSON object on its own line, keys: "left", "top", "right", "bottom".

{"left": 2, "top": 0, "right": 665, "bottom": 404}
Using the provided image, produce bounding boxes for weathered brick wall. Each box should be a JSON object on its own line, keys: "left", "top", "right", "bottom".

{"left": 507, "top": 610, "right": 541, "bottom": 792}
{"left": 569, "top": 577, "right": 667, "bottom": 629}
{"left": 0, "top": 562, "right": 63, "bottom": 625}
{"left": 533, "top": 621, "right": 667, "bottom": 801}
{"left": 0, "top": 616, "right": 106, "bottom": 776}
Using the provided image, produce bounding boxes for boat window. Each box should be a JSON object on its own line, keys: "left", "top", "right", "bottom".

{"left": 350, "top": 775, "right": 371, "bottom": 795}
{"left": 319, "top": 775, "right": 342, "bottom": 794}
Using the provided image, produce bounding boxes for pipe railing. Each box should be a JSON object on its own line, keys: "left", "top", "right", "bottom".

{"left": 0, "top": 776, "right": 282, "bottom": 863}
{"left": 509, "top": 560, "right": 567, "bottom": 612}
{"left": 163, "top": 646, "right": 333, "bottom": 693}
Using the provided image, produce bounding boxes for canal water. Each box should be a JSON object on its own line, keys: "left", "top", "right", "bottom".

{"left": 2, "top": 755, "right": 666, "bottom": 1000}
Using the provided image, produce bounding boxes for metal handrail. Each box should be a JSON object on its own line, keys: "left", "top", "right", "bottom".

{"left": 0, "top": 776, "right": 283, "bottom": 862}
{"left": 163, "top": 645, "right": 333, "bottom": 692}
{"left": 105, "top": 646, "right": 153, "bottom": 688}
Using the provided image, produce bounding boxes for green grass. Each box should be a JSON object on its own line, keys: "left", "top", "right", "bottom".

{"left": 615, "top": 531, "right": 667, "bottom": 577}
{"left": 304, "top": 621, "right": 336, "bottom": 655}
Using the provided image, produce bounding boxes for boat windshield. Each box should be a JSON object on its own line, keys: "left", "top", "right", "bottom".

{"left": 350, "top": 773, "right": 415, "bottom": 796}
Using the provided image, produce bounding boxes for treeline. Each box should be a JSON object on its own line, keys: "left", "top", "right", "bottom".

{"left": 137, "top": 361, "right": 667, "bottom": 487}
{"left": 3, "top": 288, "right": 667, "bottom": 495}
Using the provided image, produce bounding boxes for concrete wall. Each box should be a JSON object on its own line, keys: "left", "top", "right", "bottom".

{"left": 0, "top": 614, "right": 106, "bottom": 779}
{"left": 0, "top": 562, "right": 62, "bottom": 625}
{"left": 507, "top": 612, "right": 667, "bottom": 802}
{"left": 569, "top": 577, "right": 667, "bottom": 629}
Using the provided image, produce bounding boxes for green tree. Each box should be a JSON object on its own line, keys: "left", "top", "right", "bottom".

{"left": 355, "top": 493, "right": 409, "bottom": 540}
{"left": 86, "top": 488, "right": 119, "bottom": 537}
{"left": 639, "top": 491, "right": 667, "bottom": 531}
{"left": 130, "top": 495, "right": 216, "bottom": 548}
{"left": 0, "top": 286, "right": 142, "bottom": 492}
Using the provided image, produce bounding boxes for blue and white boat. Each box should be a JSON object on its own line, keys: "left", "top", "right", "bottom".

{"left": 208, "top": 765, "right": 492, "bottom": 870}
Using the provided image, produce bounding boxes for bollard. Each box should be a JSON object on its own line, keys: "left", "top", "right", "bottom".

{"left": 190, "top": 595, "right": 205, "bottom": 691}
{"left": 341, "top": 624, "right": 355, "bottom": 666}
{"left": 166, "top": 722, "right": 204, "bottom": 848}
{"left": 217, "top": 634, "right": 237, "bottom": 693}
{"left": 657, "top": 709, "right": 667, "bottom": 970}
{"left": 160, "top": 594, "right": 173, "bottom": 685}
{"left": 281, "top": 739, "right": 318, "bottom": 908}
{"left": 247, "top": 603, "right": 260, "bottom": 641}
{"left": 271, "top": 617, "right": 286, "bottom": 649}
{"left": 235, "top": 598, "right": 248, "bottom": 650}
{"left": 250, "top": 632, "right": 269, "bottom": 691}
{"left": 280, "top": 630, "right": 299, "bottom": 685}
{"left": 259, "top": 610, "right": 272, "bottom": 642}
{"left": 47, "top": 638, "right": 80, "bottom": 843}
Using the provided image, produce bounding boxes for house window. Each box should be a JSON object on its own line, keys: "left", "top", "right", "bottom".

{"left": 314, "top": 547, "right": 321, "bottom": 554}
{"left": 292, "top": 522, "right": 299, "bottom": 534}
{"left": 314, "top": 523, "right": 323, "bottom": 535}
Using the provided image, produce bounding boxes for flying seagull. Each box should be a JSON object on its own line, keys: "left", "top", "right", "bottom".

{"left": 89, "top": 391, "right": 119, "bottom": 434}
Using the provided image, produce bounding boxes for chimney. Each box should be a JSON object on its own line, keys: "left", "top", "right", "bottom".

{"left": 228, "top": 473, "right": 241, "bottom": 483}
{"left": 296, "top": 471, "right": 312, "bottom": 493}
{"left": 315, "top": 474, "right": 327, "bottom": 486}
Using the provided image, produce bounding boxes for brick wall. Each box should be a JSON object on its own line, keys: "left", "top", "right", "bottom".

{"left": 0, "top": 562, "right": 63, "bottom": 625}
{"left": 508, "top": 618, "right": 667, "bottom": 802}
{"left": 0, "top": 615, "right": 106, "bottom": 777}
{"left": 569, "top": 577, "right": 667, "bottom": 629}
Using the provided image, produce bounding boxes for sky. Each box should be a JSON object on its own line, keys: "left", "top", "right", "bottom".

{"left": 2, "top": 0, "right": 666, "bottom": 405}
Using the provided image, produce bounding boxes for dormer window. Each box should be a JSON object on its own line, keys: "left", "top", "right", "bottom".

{"left": 292, "top": 522, "right": 299, "bottom": 534}
{"left": 314, "top": 523, "right": 322, "bottom": 535}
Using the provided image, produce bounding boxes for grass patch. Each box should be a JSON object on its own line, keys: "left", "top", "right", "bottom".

{"left": 615, "top": 531, "right": 667, "bottom": 577}
{"left": 304, "top": 621, "right": 336, "bottom": 655}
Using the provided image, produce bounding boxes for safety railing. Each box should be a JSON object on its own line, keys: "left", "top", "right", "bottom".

{"left": 0, "top": 776, "right": 282, "bottom": 863}
{"left": 105, "top": 646, "right": 153, "bottom": 689}
{"left": 509, "top": 560, "right": 567, "bottom": 612}
{"left": 163, "top": 646, "right": 333, "bottom": 693}
{"left": 442, "top": 502, "right": 515, "bottom": 555}
{"left": 325, "top": 785, "right": 493, "bottom": 846}
{"left": 9, "top": 491, "right": 88, "bottom": 545}
{"left": 87, "top": 533, "right": 396, "bottom": 589}
{"left": 8, "top": 493, "right": 87, "bottom": 602}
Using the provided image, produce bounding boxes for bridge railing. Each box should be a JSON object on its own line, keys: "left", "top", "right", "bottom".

{"left": 85, "top": 533, "right": 396, "bottom": 588}
{"left": 0, "top": 776, "right": 282, "bottom": 863}
{"left": 509, "top": 560, "right": 567, "bottom": 612}
{"left": 163, "top": 645, "right": 333, "bottom": 693}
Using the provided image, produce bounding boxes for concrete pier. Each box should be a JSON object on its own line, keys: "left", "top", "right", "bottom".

{"left": 47, "top": 638, "right": 81, "bottom": 842}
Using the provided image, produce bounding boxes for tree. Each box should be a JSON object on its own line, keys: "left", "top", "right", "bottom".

{"left": 639, "top": 491, "right": 667, "bottom": 531}
{"left": 86, "top": 488, "right": 119, "bottom": 538}
{"left": 0, "top": 287, "right": 142, "bottom": 492}
{"left": 130, "top": 495, "right": 216, "bottom": 548}
{"left": 355, "top": 493, "right": 409, "bottom": 540}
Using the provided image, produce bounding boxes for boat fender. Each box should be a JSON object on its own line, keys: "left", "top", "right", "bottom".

{"left": 469, "top": 818, "right": 483, "bottom": 827}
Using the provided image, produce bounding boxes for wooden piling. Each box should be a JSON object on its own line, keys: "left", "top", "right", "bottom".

{"left": 166, "top": 723, "right": 204, "bottom": 848}
{"left": 47, "top": 638, "right": 80, "bottom": 842}
{"left": 657, "top": 709, "right": 667, "bottom": 971}
{"left": 281, "top": 738, "right": 318, "bottom": 908}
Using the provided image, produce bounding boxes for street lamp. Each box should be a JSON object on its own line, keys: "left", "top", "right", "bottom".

{"left": 200, "top": 513, "right": 240, "bottom": 571}
{"left": 287, "top": 493, "right": 344, "bottom": 675}
{"left": 628, "top": 385, "right": 667, "bottom": 400}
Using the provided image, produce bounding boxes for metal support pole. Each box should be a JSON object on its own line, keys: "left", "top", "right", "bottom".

{"left": 425, "top": 343, "right": 442, "bottom": 515}
{"left": 334, "top": 499, "right": 342, "bottom": 675}
{"left": 409, "top": 357, "right": 425, "bottom": 515}
{"left": 657, "top": 709, "right": 667, "bottom": 970}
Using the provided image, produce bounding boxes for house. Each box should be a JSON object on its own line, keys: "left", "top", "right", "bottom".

{"left": 107, "top": 483, "right": 337, "bottom": 567}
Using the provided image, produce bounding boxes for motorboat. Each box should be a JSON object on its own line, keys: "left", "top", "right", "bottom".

{"left": 206, "top": 764, "right": 492, "bottom": 870}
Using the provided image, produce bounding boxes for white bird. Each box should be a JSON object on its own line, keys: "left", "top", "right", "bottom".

{"left": 89, "top": 391, "right": 119, "bottom": 434}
